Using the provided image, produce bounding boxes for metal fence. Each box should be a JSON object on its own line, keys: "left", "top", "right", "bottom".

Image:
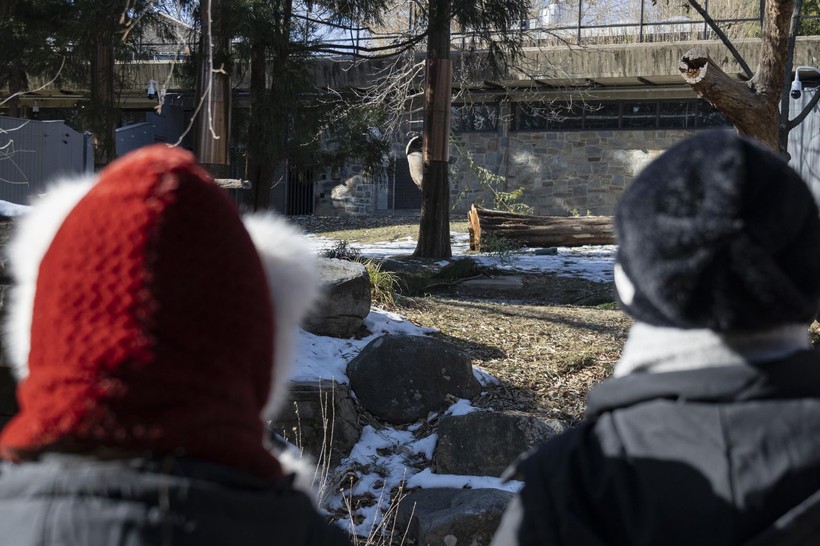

{"left": 131, "top": 1, "right": 820, "bottom": 60}
{"left": 0, "top": 117, "right": 92, "bottom": 205}
{"left": 516, "top": 0, "right": 765, "bottom": 46}
{"left": 288, "top": 168, "right": 315, "bottom": 215}
{"left": 391, "top": 157, "right": 423, "bottom": 211}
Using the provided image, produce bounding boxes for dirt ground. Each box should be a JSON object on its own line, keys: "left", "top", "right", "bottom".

{"left": 293, "top": 215, "right": 632, "bottom": 424}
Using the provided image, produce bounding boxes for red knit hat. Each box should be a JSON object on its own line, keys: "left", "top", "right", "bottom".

{"left": 0, "top": 145, "right": 319, "bottom": 480}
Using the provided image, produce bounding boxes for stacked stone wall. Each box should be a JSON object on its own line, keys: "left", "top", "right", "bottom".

{"left": 313, "top": 127, "right": 696, "bottom": 218}
{"left": 450, "top": 128, "right": 694, "bottom": 217}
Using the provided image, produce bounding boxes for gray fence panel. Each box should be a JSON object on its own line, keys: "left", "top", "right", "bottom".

{"left": 0, "top": 117, "right": 90, "bottom": 204}
{"left": 146, "top": 104, "right": 185, "bottom": 144}
{"left": 391, "top": 156, "right": 422, "bottom": 211}
{"left": 116, "top": 122, "right": 155, "bottom": 157}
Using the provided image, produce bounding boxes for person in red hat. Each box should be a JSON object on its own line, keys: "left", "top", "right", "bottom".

{"left": 0, "top": 145, "right": 351, "bottom": 545}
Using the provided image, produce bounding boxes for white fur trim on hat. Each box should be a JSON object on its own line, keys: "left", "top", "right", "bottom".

{"left": 614, "top": 263, "right": 635, "bottom": 306}
{"left": 5, "top": 176, "right": 97, "bottom": 380}
{"left": 242, "top": 214, "right": 321, "bottom": 420}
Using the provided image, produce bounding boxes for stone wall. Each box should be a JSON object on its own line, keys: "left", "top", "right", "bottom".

{"left": 310, "top": 122, "right": 695, "bottom": 218}
{"left": 314, "top": 168, "right": 384, "bottom": 217}
{"left": 450, "top": 127, "right": 695, "bottom": 217}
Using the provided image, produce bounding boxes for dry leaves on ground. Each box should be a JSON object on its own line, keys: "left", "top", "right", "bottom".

{"left": 295, "top": 215, "right": 632, "bottom": 423}
{"left": 387, "top": 291, "right": 631, "bottom": 424}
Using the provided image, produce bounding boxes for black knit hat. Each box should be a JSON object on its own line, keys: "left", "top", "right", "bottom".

{"left": 614, "top": 130, "right": 820, "bottom": 331}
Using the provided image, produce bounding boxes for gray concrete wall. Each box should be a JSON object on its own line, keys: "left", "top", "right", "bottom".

{"left": 312, "top": 37, "right": 820, "bottom": 90}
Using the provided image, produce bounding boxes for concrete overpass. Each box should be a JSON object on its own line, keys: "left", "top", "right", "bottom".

{"left": 6, "top": 36, "right": 820, "bottom": 115}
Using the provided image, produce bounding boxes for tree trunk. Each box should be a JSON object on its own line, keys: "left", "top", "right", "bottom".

{"left": 89, "top": 38, "right": 117, "bottom": 168}
{"left": 414, "top": 0, "right": 452, "bottom": 259}
{"left": 468, "top": 205, "right": 615, "bottom": 250}
{"left": 679, "top": 0, "right": 795, "bottom": 153}
{"left": 6, "top": 59, "right": 26, "bottom": 119}
{"left": 417, "top": 162, "right": 452, "bottom": 256}
{"left": 246, "top": 0, "right": 293, "bottom": 213}
{"left": 194, "top": 0, "right": 231, "bottom": 175}
{"left": 247, "top": 43, "right": 274, "bottom": 212}
{"left": 1, "top": 0, "right": 22, "bottom": 118}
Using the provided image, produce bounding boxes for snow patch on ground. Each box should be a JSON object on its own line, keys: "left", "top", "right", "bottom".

{"left": 294, "top": 230, "right": 615, "bottom": 536}
{"left": 307, "top": 231, "right": 616, "bottom": 282}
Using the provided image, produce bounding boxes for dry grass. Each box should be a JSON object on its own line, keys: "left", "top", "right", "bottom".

{"left": 386, "top": 286, "right": 631, "bottom": 424}
{"left": 298, "top": 215, "right": 632, "bottom": 423}
{"left": 292, "top": 214, "right": 470, "bottom": 245}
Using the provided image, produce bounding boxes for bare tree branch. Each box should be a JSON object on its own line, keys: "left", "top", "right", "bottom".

{"left": 686, "top": 0, "right": 753, "bottom": 79}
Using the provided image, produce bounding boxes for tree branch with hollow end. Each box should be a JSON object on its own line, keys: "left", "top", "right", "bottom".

{"left": 679, "top": 47, "right": 778, "bottom": 149}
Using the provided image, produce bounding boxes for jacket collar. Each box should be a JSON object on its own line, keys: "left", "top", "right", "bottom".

{"left": 588, "top": 349, "right": 820, "bottom": 418}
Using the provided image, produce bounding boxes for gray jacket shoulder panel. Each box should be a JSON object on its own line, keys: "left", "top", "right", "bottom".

{"left": 502, "top": 352, "right": 820, "bottom": 546}
{"left": 0, "top": 457, "right": 351, "bottom": 546}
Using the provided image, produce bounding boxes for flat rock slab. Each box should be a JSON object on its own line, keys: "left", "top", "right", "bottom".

{"left": 269, "top": 380, "right": 360, "bottom": 465}
{"left": 396, "top": 487, "right": 514, "bottom": 546}
{"left": 435, "top": 411, "right": 566, "bottom": 477}
{"left": 460, "top": 276, "right": 524, "bottom": 290}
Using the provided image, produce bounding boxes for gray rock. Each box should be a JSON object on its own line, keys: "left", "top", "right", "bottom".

{"left": 269, "top": 380, "right": 360, "bottom": 465}
{"left": 347, "top": 335, "right": 481, "bottom": 424}
{"left": 460, "top": 276, "right": 524, "bottom": 290}
{"left": 396, "top": 488, "right": 513, "bottom": 546}
{"left": 435, "top": 411, "right": 566, "bottom": 477}
{"left": 303, "top": 258, "right": 371, "bottom": 338}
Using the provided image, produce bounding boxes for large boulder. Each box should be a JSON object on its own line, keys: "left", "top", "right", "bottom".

{"left": 435, "top": 411, "right": 566, "bottom": 477}
{"left": 303, "top": 258, "right": 370, "bottom": 338}
{"left": 347, "top": 335, "right": 481, "bottom": 424}
{"left": 269, "top": 380, "right": 360, "bottom": 465}
{"left": 396, "top": 488, "right": 513, "bottom": 546}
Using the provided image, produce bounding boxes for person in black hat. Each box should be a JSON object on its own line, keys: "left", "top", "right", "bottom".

{"left": 491, "top": 130, "right": 820, "bottom": 546}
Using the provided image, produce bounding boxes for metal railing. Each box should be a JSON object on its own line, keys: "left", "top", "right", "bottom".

{"left": 127, "top": 2, "right": 820, "bottom": 60}
{"left": 265, "top": 3, "right": 773, "bottom": 54}
{"left": 519, "top": 0, "right": 765, "bottom": 46}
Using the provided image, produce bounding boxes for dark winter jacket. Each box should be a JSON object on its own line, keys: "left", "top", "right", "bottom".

{"left": 494, "top": 349, "right": 820, "bottom": 546}
{"left": 0, "top": 455, "right": 351, "bottom": 546}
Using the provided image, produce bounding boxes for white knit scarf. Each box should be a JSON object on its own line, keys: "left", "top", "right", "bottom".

{"left": 613, "top": 322, "right": 811, "bottom": 377}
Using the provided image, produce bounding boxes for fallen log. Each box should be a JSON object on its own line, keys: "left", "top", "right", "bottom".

{"left": 467, "top": 205, "right": 615, "bottom": 251}
{"left": 214, "top": 178, "right": 252, "bottom": 190}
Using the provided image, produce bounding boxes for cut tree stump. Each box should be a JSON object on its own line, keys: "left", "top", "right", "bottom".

{"left": 467, "top": 205, "right": 615, "bottom": 251}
